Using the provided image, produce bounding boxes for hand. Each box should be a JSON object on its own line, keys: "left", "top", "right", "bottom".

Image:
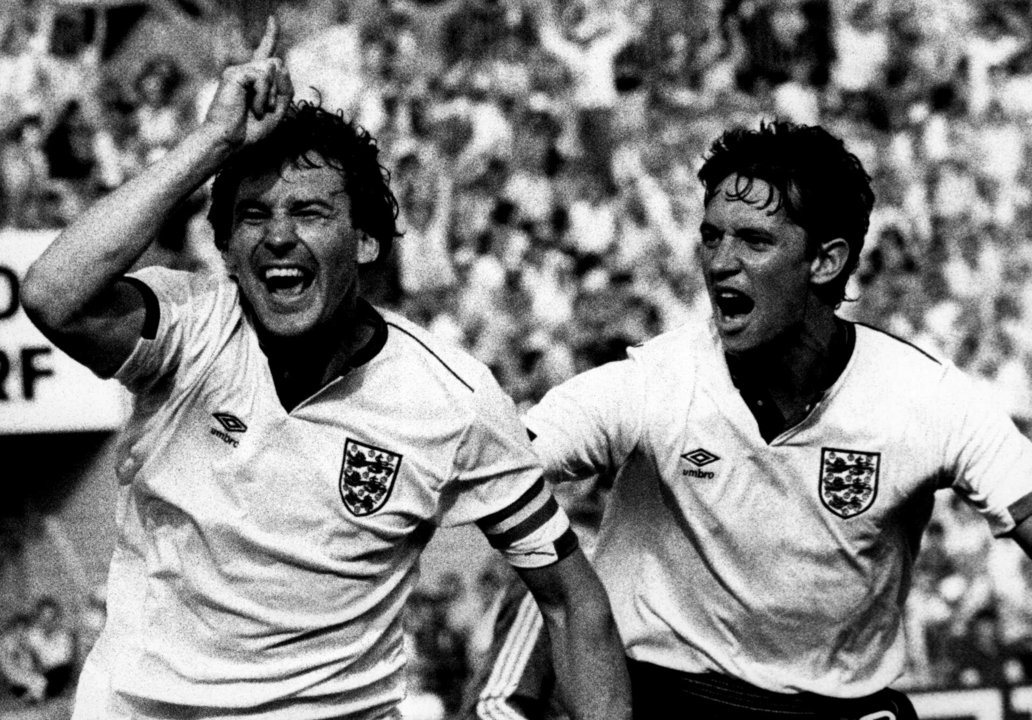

{"left": 202, "top": 16, "right": 294, "bottom": 149}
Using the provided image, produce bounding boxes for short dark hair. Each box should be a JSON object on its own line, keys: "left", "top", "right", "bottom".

{"left": 697, "top": 119, "right": 875, "bottom": 306}
{"left": 208, "top": 100, "right": 401, "bottom": 265}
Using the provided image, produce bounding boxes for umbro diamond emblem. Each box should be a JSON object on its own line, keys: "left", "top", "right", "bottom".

{"left": 681, "top": 448, "right": 720, "bottom": 478}
{"left": 682, "top": 448, "right": 719, "bottom": 467}
{"left": 213, "top": 413, "right": 247, "bottom": 432}
{"left": 210, "top": 412, "right": 247, "bottom": 447}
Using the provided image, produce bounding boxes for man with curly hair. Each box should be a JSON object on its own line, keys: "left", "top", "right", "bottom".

{"left": 525, "top": 119, "right": 1032, "bottom": 718}
{"left": 21, "top": 18, "right": 629, "bottom": 720}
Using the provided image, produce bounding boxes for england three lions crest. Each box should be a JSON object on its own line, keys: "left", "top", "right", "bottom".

{"left": 819, "top": 448, "right": 880, "bottom": 519}
{"left": 339, "top": 439, "right": 403, "bottom": 516}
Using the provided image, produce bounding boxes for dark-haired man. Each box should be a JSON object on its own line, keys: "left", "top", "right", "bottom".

{"left": 525, "top": 120, "right": 1032, "bottom": 718}
{"left": 21, "top": 18, "right": 629, "bottom": 720}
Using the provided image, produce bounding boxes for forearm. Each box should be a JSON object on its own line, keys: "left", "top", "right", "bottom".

{"left": 540, "top": 587, "right": 631, "bottom": 720}
{"left": 22, "top": 123, "right": 233, "bottom": 330}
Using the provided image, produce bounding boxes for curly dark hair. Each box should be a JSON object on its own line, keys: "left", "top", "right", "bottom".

{"left": 697, "top": 119, "right": 875, "bottom": 306}
{"left": 208, "top": 100, "right": 401, "bottom": 265}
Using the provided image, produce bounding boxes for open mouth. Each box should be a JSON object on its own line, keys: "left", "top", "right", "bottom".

{"left": 263, "top": 267, "right": 314, "bottom": 297}
{"left": 714, "top": 289, "right": 755, "bottom": 319}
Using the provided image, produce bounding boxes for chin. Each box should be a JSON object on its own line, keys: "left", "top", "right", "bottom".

{"left": 254, "top": 313, "right": 320, "bottom": 341}
{"left": 716, "top": 324, "right": 776, "bottom": 358}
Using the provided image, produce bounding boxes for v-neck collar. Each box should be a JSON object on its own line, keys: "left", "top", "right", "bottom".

{"left": 724, "top": 320, "right": 856, "bottom": 444}
{"left": 251, "top": 298, "right": 390, "bottom": 414}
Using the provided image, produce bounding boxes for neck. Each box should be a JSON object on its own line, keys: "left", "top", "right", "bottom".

{"left": 730, "top": 308, "right": 844, "bottom": 400}
{"left": 726, "top": 308, "right": 851, "bottom": 440}
{"left": 260, "top": 297, "right": 374, "bottom": 409}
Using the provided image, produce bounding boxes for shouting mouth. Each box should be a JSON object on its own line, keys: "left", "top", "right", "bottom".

{"left": 262, "top": 266, "right": 314, "bottom": 298}
{"left": 713, "top": 289, "right": 755, "bottom": 329}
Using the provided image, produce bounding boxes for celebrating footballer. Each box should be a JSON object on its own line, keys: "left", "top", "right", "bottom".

{"left": 20, "top": 16, "right": 630, "bottom": 720}
{"left": 525, "top": 120, "right": 1032, "bottom": 719}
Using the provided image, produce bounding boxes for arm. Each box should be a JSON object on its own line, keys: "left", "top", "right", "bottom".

{"left": 19, "top": 17, "right": 292, "bottom": 377}
{"left": 525, "top": 360, "right": 644, "bottom": 484}
{"left": 515, "top": 550, "right": 631, "bottom": 720}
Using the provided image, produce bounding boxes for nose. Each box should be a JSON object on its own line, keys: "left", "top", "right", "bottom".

{"left": 705, "top": 234, "right": 742, "bottom": 277}
{"left": 265, "top": 215, "right": 298, "bottom": 251}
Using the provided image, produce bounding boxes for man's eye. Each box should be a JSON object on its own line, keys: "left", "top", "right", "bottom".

{"left": 741, "top": 234, "right": 772, "bottom": 247}
{"left": 237, "top": 209, "right": 268, "bottom": 223}
{"left": 700, "top": 230, "right": 721, "bottom": 247}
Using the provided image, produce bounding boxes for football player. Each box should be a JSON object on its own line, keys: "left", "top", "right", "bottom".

{"left": 21, "top": 17, "right": 629, "bottom": 720}
{"left": 525, "top": 120, "right": 1032, "bottom": 718}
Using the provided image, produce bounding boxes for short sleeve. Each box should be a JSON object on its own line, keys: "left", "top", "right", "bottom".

{"left": 439, "top": 370, "right": 577, "bottom": 569}
{"left": 524, "top": 358, "right": 645, "bottom": 483}
{"left": 943, "top": 366, "right": 1032, "bottom": 536}
{"left": 113, "top": 267, "right": 233, "bottom": 395}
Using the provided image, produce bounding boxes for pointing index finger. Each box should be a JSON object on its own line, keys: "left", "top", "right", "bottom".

{"left": 251, "top": 15, "right": 279, "bottom": 61}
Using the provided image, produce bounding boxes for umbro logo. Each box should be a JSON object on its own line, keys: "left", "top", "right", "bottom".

{"left": 681, "top": 448, "right": 719, "bottom": 478}
{"left": 210, "top": 412, "right": 247, "bottom": 447}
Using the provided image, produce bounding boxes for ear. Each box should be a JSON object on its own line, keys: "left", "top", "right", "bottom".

{"left": 357, "top": 234, "right": 380, "bottom": 265}
{"left": 809, "top": 237, "right": 850, "bottom": 289}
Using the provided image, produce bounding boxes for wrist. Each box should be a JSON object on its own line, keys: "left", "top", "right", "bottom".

{"left": 191, "top": 122, "right": 243, "bottom": 165}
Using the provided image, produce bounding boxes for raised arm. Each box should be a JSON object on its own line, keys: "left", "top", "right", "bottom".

{"left": 515, "top": 549, "right": 631, "bottom": 720}
{"left": 19, "top": 17, "right": 293, "bottom": 377}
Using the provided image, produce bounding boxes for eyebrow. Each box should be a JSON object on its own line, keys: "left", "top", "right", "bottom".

{"left": 699, "top": 221, "right": 775, "bottom": 241}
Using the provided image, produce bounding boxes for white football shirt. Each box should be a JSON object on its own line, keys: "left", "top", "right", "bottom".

{"left": 75, "top": 268, "right": 573, "bottom": 720}
{"left": 526, "top": 319, "right": 1032, "bottom": 698}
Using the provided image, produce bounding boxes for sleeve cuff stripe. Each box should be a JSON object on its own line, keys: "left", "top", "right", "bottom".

{"left": 477, "top": 476, "right": 546, "bottom": 531}
{"left": 486, "top": 497, "right": 560, "bottom": 549}
{"left": 121, "top": 276, "right": 160, "bottom": 340}
{"left": 1009, "top": 491, "right": 1032, "bottom": 527}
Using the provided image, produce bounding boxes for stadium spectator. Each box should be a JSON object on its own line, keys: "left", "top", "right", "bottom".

{"left": 0, "top": 113, "right": 49, "bottom": 228}
{"left": 24, "top": 596, "right": 76, "bottom": 699}
{"left": 0, "top": 614, "right": 46, "bottom": 704}
{"left": 130, "top": 55, "right": 193, "bottom": 166}
{"left": 531, "top": 0, "right": 642, "bottom": 177}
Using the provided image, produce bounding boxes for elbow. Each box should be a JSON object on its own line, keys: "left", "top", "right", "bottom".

{"left": 20, "top": 263, "right": 73, "bottom": 334}
{"left": 20, "top": 265, "right": 52, "bottom": 327}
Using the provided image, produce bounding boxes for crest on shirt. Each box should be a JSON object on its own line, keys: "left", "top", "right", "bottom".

{"left": 819, "top": 447, "right": 880, "bottom": 519}
{"left": 339, "top": 439, "right": 403, "bottom": 516}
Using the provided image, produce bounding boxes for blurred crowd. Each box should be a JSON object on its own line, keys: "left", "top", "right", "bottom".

{"left": 5, "top": 0, "right": 1032, "bottom": 711}
{"left": 0, "top": 595, "right": 83, "bottom": 709}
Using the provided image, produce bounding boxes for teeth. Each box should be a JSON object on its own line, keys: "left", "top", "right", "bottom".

{"left": 264, "top": 268, "right": 304, "bottom": 281}
{"left": 715, "top": 289, "right": 753, "bottom": 316}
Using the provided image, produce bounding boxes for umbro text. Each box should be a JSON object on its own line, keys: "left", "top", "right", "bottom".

{"left": 210, "top": 427, "right": 239, "bottom": 447}
{"left": 683, "top": 468, "right": 715, "bottom": 479}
